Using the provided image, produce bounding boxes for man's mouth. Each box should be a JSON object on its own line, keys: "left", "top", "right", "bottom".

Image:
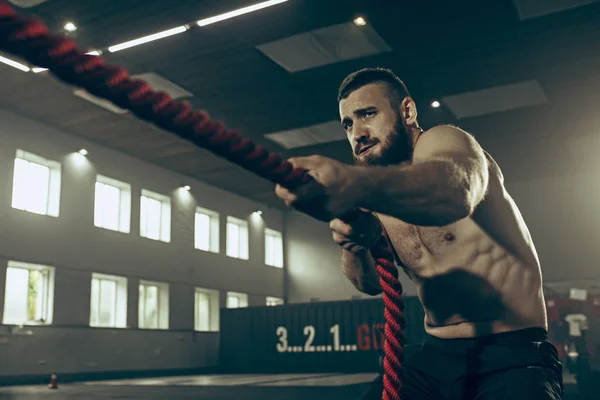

{"left": 358, "top": 144, "right": 375, "bottom": 155}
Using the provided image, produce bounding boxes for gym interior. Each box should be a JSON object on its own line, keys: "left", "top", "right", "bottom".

{"left": 0, "top": 0, "right": 599, "bottom": 399}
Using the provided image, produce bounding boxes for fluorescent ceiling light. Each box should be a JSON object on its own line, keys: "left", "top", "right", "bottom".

{"left": 0, "top": 54, "right": 30, "bottom": 72}
{"left": 108, "top": 26, "right": 189, "bottom": 53}
{"left": 197, "top": 0, "right": 288, "bottom": 27}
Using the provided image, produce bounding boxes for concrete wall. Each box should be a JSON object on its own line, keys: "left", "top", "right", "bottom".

{"left": 0, "top": 109, "right": 284, "bottom": 381}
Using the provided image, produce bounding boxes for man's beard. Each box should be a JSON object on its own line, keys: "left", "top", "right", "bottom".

{"left": 353, "top": 119, "right": 413, "bottom": 167}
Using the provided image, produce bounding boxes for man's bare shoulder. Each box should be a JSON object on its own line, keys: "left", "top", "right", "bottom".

{"left": 482, "top": 150, "right": 504, "bottom": 182}
{"left": 420, "top": 124, "right": 471, "bottom": 142}
{"left": 423, "top": 124, "right": 504, "bottom": 179}
{"left": 423, "top": 124, "right": 474, "bottom": 138}
{"left": 414, "top": 124, "right": 485, "bottom": 161}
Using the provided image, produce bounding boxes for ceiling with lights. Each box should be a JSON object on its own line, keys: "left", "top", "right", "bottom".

{"left": 1, "top": 0, "right": 600, "bottom": 208}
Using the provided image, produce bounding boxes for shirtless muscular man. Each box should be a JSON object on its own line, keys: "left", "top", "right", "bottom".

{"left": 275, "top": 68, "right": 563, "bottom": 399}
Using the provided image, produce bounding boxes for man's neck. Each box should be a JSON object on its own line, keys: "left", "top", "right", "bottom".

{"left": 410, "top": 126, "right": 425, "bottom": 147}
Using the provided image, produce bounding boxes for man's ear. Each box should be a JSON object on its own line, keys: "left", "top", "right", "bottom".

{"left": 399, "top": 97, "right": 418, "bottom": 126}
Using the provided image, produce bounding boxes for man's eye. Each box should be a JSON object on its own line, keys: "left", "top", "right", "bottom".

{"left": 365, "top": 111, "right": 376, "bottom": 118}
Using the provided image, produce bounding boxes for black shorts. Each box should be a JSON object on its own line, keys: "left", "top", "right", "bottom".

{"left": 362, "top": 327, "right": 564, "bottom": 400}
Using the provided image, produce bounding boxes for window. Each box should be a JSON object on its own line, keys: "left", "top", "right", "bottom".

{"left": 11, "top": 149, "right": 61, "bottom": 217}
{"left": 266, "top": 296, "right": 284, "bottom": 306}
{"left": 140, "top": 189, "right": 171, "bottom": 243}
{"left": 195, "top": 207, "right": 219, "bottom": 253}
{"left": 226, "top": 291, "right": 248, "bottom": 309}
{"left": 265, "top": 228, "right": 284, "bottom": 267}
{"left": 226, "top": 216, "right": 249, "bottom": 260}
{"left": 138, "top": 280, "right": 169, "bottom": 330}
{"left": 2, "top": 261, "right": 55, "bottom": 325}
{"left": 90, "top": 273, "right": 127, "bottom": 328}
{"left": 194, "top": 288, "right": 220, "bottom": 332}
{"left": 94, "top": 175, "right": 131, "bottom": 233}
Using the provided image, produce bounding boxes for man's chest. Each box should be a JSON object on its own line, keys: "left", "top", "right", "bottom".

{"left": 376, "top": 214, "right": 460, "bottom": 271}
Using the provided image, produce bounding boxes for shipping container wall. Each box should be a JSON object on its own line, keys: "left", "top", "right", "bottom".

{"left": 220, "top": 297, "right": 426, "bottom": 373}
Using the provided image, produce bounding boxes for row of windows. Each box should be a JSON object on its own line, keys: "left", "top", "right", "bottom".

{"left": 11, "top": 149, "right": 284, "bottom": 268}
{"left": 2, "top": 261, "right": 284, "bottom": 331}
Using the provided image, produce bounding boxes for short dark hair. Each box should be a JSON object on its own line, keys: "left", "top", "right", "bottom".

{"left": 337, "top": 68, "right": 411, "bottom": 108}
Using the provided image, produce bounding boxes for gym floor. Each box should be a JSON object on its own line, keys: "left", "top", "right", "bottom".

{"left": 0, "top": 373, "right": 585, "bottom": 399}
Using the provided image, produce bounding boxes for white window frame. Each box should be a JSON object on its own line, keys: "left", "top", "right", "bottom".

{"left": 94, "top": 175, "right": 131, "bottom": 233}
{"left": 226, "top": 291, "right": 248, "bottom": 309}
{"left": 265, "top": 228, "right": 284, "bottom": 268}
{"left": 11, "top": 149, "right": 61, "bottom": 217}
{"left": 140, "top": 189, "right": 171, "bottom": 243}
{"left": 226, "top": 216, "right": 249, "bottom": 260}
{"left": 138, "top": 280, "right": 169, "bottom": 330}
{"left": 90, "top": 273, "right": 128, "bottom": 328}
{"left": 266, "top": 296, "right": 284, "bottom": 306}
{"left": 194, "top": 288, "right": 220, "bottom": 332}
{"left": 195, "top": 207, "right": 220, "bottom": 253}
{"left": 2, "top": 261, "right": 55, "bottom": 325}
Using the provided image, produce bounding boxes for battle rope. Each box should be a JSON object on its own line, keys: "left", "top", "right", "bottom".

{"left": 0, "top": 3, "right": 405, "bottom": 398}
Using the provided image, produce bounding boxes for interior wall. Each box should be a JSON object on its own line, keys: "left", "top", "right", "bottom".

{"left": 0, "top": 323, "right": 219, "bottom": 379}
{"left": 0, "top": 108, "right": 284, "bottom": 380}
{"left": 504, "top": 174, "right": 600, "bottom": 284}
{"left": 284, "top": 211, "right": 417, "bottom": 304}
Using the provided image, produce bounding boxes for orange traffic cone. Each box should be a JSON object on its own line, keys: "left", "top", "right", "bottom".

{"left": 48, "top": 372, "right": 58, "bottom": 389}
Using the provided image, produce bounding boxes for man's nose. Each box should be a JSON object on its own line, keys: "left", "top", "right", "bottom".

{"left": 354, "top": 124, "right": 370, "bottom": 144}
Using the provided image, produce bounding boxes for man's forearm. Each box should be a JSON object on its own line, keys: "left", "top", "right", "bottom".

{"left": 354, "top": 159, "right": 485, "bottom": 226}
{"left": 341, "top": 249, "right": 381, "bottom": 295}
